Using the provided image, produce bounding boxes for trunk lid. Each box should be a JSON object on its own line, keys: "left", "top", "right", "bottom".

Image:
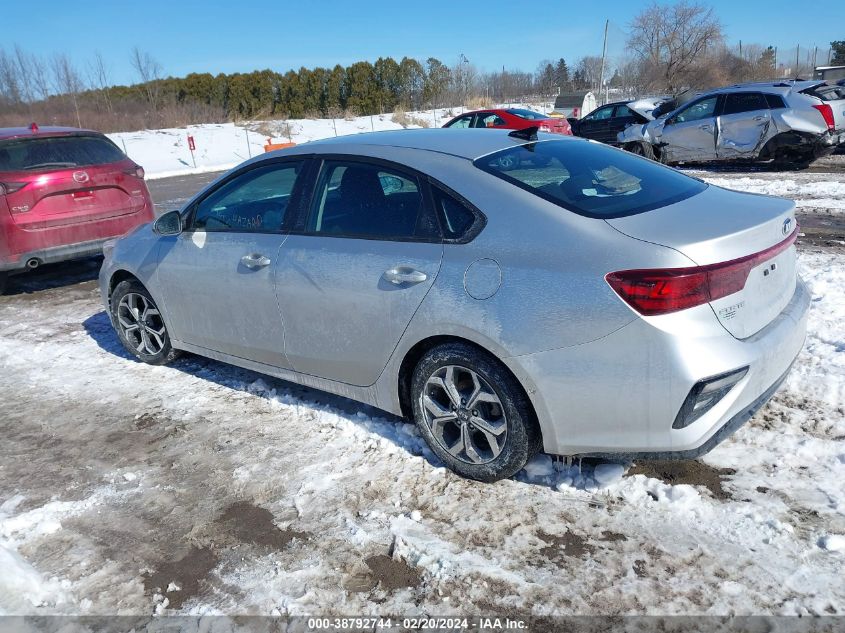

{"left": 606, "top": 184, "right": 797, "bottom": 339}
{"left": 2, "top": 160, "right": 146, "bottom": 230}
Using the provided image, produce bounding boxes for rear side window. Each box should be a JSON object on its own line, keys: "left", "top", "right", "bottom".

{"left": 507, "top": 109, "right": 547, "bottom": 121}
{"left": 0, "top": 135, "right": 125, "bottom": 172}
{"left": 765, "top": 94, "right": 786, "bottom": 109}
{"left": 475, "top": 140, "right": 707, "bottom": 218}
{"left": 432, "top": 187, "right": 484, "bottom": 242}
{"left": 723, "top": 92, "right": 768, "bottom": 115}
{"left": 307, "top": 161, "right": 438, "bottom": 240}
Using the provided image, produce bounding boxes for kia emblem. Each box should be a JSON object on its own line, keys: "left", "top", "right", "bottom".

{"left": 73, "top": 171, "right": 90, "bottom": 184}
{"left": 782, "top": 218, "right": 792, "bottom": 236}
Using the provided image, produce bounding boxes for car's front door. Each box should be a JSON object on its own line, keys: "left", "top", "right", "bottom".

{"left": 276, "top": 158, "right": 443, "bottom": 386}
{"left": 575, "top": 105, "right": 615, "bottom": 141}
{"left": 716, "top": 92, "right": 773, "bottom": 160}
{"left": 659, "top": 96, "right": 720, "bottom": 162}
{"left": 156, "top": 158, "right": 309, "bottom": 368}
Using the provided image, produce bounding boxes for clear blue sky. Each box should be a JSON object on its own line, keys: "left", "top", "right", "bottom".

{"left": 7, "top": 0, "right": 843, "bottom": 84}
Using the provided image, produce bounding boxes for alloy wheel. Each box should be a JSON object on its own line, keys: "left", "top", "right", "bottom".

{"left": 116, "top": 292, "right": 167, "bottom": 356}
{"left": 420, "top": 365, "right": 507, "bottom": 465}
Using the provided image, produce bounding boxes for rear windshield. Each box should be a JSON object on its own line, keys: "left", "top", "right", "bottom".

{"left": 474, "top": 139, "right": 707, "bottom": 218}
{"left": 0, "top": 134, "right": 125, "bottom": 172}
{"left": 506, "top": 108, "right": 548, "bottom": 121}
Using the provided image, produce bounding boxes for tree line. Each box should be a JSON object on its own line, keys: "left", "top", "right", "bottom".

{"left": 0, "top": 1, "right": 841, "bottom": 133}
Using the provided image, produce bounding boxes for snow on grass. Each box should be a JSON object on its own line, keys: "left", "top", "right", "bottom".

{"left": 0, "top": 249, "right": 843, "bottom": 615}
{"left": 108, "top": 104, "right": 551, "bottom": 181}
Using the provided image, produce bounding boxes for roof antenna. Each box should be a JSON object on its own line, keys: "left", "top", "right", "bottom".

{"left": 30, "top": 122, "right": 39, "bottom": 133}
{"left": 508, "top": 126, "right": 538, "bottom": 141}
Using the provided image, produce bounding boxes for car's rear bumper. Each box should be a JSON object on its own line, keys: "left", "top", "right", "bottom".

{"left": 505, "top": 277, "right": 810, "bottom": 457}
{"left": 0, "top": 237, "right": 113, "bottom": 272}
{"left": 0, "top": 204, "right": 153, "bottom": 272}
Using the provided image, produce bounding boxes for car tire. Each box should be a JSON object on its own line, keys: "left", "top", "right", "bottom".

{"left": 627, "top": 141, "right": 656, "bottom": 161}
{"left": 411, "top": 342, "right": 541, "bottom": 482}
{"left": 110, "top": 279, "right": 180, "bottom": 365}
{"left": 0, "top": 272, "right": 7, "bottom": 295}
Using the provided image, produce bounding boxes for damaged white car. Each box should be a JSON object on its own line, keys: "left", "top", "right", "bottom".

{"left": 618, "top": 81, "right": 845, "bottom": 168}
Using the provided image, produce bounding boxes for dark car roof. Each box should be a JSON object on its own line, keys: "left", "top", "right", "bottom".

{"left": 0, "top": 126, "right": 100, "bottom": 141}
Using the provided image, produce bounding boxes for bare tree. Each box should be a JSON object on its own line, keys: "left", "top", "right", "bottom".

{"left": 577, "top": 56, "right": 604, "bottom": 90}
{"left": 130, "top": 47, "right": 163, "bottom": 111}
{"left": 0, "top": 49, "right": 22, "bottom": 105}
{"left": 51, "top": 53, "right": 85, "bottom": 127}
{"left": 628, "top": 1, "right": 723, "bottom": 91}
{"left": 89, "top": 51, "right": 113, "bottom": 114}
{"left": 451, "top": 54, "right": 477, "bottom": 108}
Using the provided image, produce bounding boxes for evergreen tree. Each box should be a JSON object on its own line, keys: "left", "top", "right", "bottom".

{"left": 554, "top": 58, "right": 569, "bottom": 87}
{"left": 832, "top": 41, "right": 845, "bottom": 65}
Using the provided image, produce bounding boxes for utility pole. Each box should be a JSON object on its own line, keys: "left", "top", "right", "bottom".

{"left": 795, "top": 44, "right": 800, "bottom": 76}
{"left": 598, "top": 19, "right": 609, "bottom": 105}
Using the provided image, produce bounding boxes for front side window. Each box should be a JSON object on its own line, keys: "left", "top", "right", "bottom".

{"left": 475, "top": 139, "right": 707, "bottom": 218}
{"left": 0, "top": 134, "right": 125, "bottom": 172}
{"left": 673, "top": 97, "right": 718, "bottom": 123}
{"left": 613, "top": 105, "right": 636, "bottom": 118}
{"left": 307, "top": 161, "right": 438, "bottom": 240}
{"left": 723, "top": 92, "right": 768, "bottom": 115}
{"left": 446, "top": 115, "right": 473, "bottom": 128}
{"left": 192, "top": 161, "right": 303, "bottom": 232}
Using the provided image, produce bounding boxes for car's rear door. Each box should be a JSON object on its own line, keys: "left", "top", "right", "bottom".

{"left": 659, "top": 95, "right": 720, "bottom": 162}
{"left": 609, "top": 104, "right": 645, "bottom": 144}
{"left": 156, "top": 158, "right": 310, "bottom": 368}
{"left": 716, "top": 92, "right": 773, "bottom": 160}
{"left": 275, "top": 157, "right": 443, "bottom": 387}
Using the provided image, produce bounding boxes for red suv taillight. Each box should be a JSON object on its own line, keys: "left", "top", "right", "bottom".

{"left": 812, "top": 104, "right": 835, "bottom": 132}
{"left": 606, "top": 227, "right": 798, "bottom": 316}
{"left": 124, "top": 166, "right": 145, "bottom": 179}
{"left": 0, "top": 182, "right": 26, "bottom": 196}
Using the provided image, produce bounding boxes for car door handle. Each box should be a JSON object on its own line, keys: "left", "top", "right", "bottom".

{"left": 753, "top": 116, "right": 766, "bottom": 121}
{"left": 241, "top": 253, "right": 271, "bottom": 269}
{"left": 699, "top": 124, "right": 712, "bottom": 131}
{"left": 383, "top": 267, "right": 427, "bottom": 285}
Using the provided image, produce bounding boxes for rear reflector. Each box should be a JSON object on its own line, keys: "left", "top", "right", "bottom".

{"left": 673, "top": 367, "right": 748, "bottom": 429}
{"left": 606, "top": 226, "right": 798, "bottom": 316}
{"left": 812, "top": 104, "right": 835, "bottom": 132}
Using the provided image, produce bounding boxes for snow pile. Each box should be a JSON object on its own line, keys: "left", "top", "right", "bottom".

{"left": 700, "top": 175, "right": 845, "bottom": 214}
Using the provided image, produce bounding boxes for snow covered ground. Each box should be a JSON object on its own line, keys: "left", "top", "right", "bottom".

{"left": 0, "top": 242, "right": 843, "bottom": 616}
{"left": 107, "top": 104, "right": 554, "bottom": 181}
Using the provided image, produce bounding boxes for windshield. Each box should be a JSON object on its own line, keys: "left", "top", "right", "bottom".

{"left": 0, "top": 134, "right": 125, "bottom": 172}
{"left": 474, "top": 140, "right": 707, "bottom": 218}
{"left": 506, "top": 108, "right": 548, "bottom": 121}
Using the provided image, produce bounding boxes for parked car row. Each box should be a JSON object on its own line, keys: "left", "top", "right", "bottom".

{"left": 446, "top": 80, "right": 845, "bottom": 169}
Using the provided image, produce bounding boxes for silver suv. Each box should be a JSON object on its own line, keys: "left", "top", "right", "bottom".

{"left": 618, "top": 80, "right": 845, "bottom": 167}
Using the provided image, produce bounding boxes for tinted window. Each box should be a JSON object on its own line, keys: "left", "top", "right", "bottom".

{"left": 507, "top": 109, "right": 548, "bottom": 120}
{"left": 432, "top": 187, "right": 480, "bottom": 241}
{"left": 765, "top": 94, "right": 786, "bottom": 109}
{"left": 586, "top": 106, "right": 614, "bottom": 121}
{"left": 673, "top": 96, "right": 718, "bottom": 123}
{"left": 192, "top": 161, "right": 303, "bottom": 232}
{"left": 723, "top": 92, "right": 767, "bottom": 115}
{"left": 446, "top": 115, "right": 473, "bottom": 128}
{"left": 475, "top": 140, "right": 707, "bottom": 218}
{"left": 0, "top": 134, "right": 125, "bottom": 171}
{"left": 307, "top": 161, "right": 437, "bottom": 240}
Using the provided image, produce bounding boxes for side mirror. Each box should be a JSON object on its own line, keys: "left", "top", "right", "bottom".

{"left": 154, "top": 210, "right": 183, "bottom": 236}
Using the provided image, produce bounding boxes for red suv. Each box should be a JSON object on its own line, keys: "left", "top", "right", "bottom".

{"left": 443, "top": 108, "right": 572, "bottom": 135}
{"left": 0, "top": 125, "right": 154, "bottom": 293}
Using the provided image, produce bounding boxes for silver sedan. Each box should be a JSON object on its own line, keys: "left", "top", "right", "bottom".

{"left": 99, "top": 129, "right": 809, "bottom": 482}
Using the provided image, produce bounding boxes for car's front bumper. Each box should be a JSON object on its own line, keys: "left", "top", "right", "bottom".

{"left": 505, "top": 278, "right": 810, "bottom": 457}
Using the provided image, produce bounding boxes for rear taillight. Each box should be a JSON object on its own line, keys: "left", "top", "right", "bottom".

{"left": 124, "top": 166, "right": 145, "bottom": 179}
{"left": 0, "top": 182, "right": 26, "bottom": 196}
{"left": 812, "top": 104, "right": 835, "bottom": 132}
{"left": 606, "top": 227, "right": 798, "bottom": 316}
